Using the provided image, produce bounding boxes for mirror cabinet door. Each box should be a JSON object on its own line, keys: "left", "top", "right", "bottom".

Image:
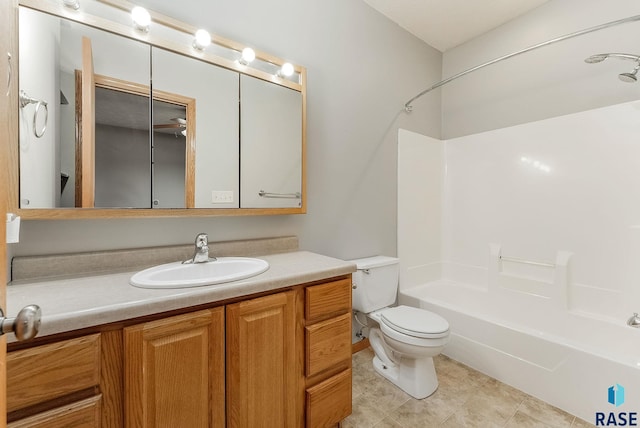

{"left": 19, "top": 7, "right": 151, "bottom": 209}
{"left": 240, "top": 75, "right": 303, "bottom": 209}
{"left": 151, "top": 48, "right": 240, "bottom": 209}
{"left": 18, "top": 8, "right": 59, "bottom": 208}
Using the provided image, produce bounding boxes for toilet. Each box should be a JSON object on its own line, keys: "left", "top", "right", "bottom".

{"left": 351, "top": 256, "right": 449, "bottom": 399}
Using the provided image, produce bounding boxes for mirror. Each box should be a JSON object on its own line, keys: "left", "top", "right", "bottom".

{"left": 152, "top": 47, "right": 240, "bottom": 209}
{"left": 91, "top": 85, "right": 192, "bottom": 208}
{"left": 15, "top": 2, "right": 305, "bottom": 216}
{"left": 19, "top": 7, "right": 152, "bottom": 208}
{"left": 94, "top": 85, "right": 153, "bottom": 208}
{"left": 240, "top": 75, "right": 302, "bottom": 208}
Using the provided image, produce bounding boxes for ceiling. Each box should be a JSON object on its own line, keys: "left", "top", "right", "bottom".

{"left": 363, "top": 0, "right": 549, "bottom": 52}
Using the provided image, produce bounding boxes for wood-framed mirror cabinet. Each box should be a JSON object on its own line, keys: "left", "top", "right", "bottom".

{"left": 8, "top": 0, "right": 307, "bottom": 219}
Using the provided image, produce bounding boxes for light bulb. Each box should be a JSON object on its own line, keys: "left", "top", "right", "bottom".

{"left": 62, "top": 0, "right": 80, "bottom": 10}
{"left": 131, "top": 6, "right": 151, "bottom": 32}
{"left": 278, "top": 62, "right": 294, "bottom": 77}
{"left": 240, "top": 47, "right": 255, "bottom": 65}
{"left": 193, "top": 29, "right": 211, "bottom": 51}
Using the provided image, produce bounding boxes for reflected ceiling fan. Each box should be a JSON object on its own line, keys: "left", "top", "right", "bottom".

{"left": 153, "top": 117, "right": 187, "bottom": 136}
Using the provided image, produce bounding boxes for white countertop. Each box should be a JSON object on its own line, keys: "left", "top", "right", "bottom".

{"left": 7, "top": 251, "right": 356, "bottom": 340}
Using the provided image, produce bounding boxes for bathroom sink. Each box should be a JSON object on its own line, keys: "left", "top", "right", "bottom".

{"left": 130, "top": 257, "right": 269, "bottom": 289}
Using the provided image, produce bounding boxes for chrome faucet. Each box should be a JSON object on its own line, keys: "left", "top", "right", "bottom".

{"left": 627, "top": 313, "right": 640, "bottom": 328}
{"left": 183, "top": 233, "right": 216, "bottom": 264}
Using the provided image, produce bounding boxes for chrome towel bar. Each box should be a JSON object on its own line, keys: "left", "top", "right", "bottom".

{"left": 258, "top": 190, "right": 301, "bottom": 199}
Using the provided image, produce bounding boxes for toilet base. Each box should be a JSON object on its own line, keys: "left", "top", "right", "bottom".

{"left": 372, "top": 354, "right": 439, "bottom": 399}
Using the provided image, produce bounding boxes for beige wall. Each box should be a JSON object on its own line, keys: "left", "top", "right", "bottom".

{"left": 9, "top": 0, "right": 442, "bottom": 266}
{"left": 442, "top": 0, "right": 640, "bottom": 138}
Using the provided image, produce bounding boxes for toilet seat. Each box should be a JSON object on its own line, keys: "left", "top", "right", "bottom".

{"left": 380, "top": 305, "right": 449, "bottom": 339}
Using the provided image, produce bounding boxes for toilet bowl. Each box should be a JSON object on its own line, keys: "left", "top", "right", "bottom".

{"left": 350, "top": 256, "right": 449, "bottom": 399}
{"left": 367, "top": 305, "right": 449, "bottom": 398}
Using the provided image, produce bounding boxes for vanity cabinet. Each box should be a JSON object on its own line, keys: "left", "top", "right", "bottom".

{"left": 6, "top": 275, "right": 352, "bottom": 427}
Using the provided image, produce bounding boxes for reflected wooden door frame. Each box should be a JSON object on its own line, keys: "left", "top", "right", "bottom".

{"left": 75, "top": 36, "right": 95, "bottom": 208}
{"left": 75, "top": 68, "right": 196, "bottom": 208}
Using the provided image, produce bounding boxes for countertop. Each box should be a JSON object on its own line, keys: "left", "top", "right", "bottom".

{"left": 7, "top": 251, "right": 356, "bottom": 341}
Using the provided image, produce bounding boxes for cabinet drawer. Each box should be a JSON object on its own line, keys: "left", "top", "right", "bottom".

{"left": 305, "top": 278, "right": 351, "bottom": 323}
{"left": 7, "top": 334, "right": 101, "bottom": 412}
{"left": 306, "top": 368, "right": 352, "bottom": 428}
{"left": 8, "top": 395, "right": 102, "bottom": 428}
{"left": 305, "top": 312, "right": 351, "bottom": 377}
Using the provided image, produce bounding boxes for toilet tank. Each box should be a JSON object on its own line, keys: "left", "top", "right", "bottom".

{"left": 350, "top": 256, "right": 399, "bottom": 313}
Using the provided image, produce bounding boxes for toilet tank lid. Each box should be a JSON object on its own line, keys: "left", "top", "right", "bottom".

{"left": 349, "top": 256, "right": 399, "bottom": 270}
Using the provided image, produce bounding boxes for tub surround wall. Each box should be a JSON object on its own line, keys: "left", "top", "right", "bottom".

{"left": 443, "top": 100, "right": 640, "bottom": 322}
{"left": 400, "top": 99, "right": 640, "bottom": 324}
{"left": 397, "top": 129, "right": 444, "bottom": 292}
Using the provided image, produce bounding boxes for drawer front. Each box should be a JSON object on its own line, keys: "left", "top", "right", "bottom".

{"left": 306, "top": 368, "right": 352, "bottom": 428}
{"left": 9, "top": 395, "right": 102, "bottom": 428}
{"left": 305, "top": 277, "right": 351, "bottom": 323}
{"left": 7, "top": 334, "right": 101, "bottom": 412}
{"left": 305, "top": 312, "right": 351, "bottom": 377}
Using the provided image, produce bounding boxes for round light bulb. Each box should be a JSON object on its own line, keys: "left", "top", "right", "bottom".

{"left": 193, "top": 29, "right": 211, "bottom": 51}
{"left": 280, "top": 62, "right": 294, "bottom": 77}
{"left": 62, "top": 0, "right": 80, "bottom": 10}
{"left": 241, "top": 47, "right": 256, "bottom": 64}
{"left": 131, "top": 6, "right": 151, "bottom": 32}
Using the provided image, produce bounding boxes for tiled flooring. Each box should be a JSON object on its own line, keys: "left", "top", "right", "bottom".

{"left": 345, "top": 348, "right": 595, "bottom": 428}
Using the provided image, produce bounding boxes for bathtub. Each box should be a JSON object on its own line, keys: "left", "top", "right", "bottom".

{"left": 400, "top": 279, "right": 640, "bottom": 423}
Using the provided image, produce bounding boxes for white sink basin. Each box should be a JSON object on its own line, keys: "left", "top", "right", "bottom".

{"left": 130, "top": 257, "right": 269, "bottom": 289}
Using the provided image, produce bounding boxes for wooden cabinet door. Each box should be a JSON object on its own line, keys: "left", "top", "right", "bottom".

{"left": 226, "top": 291, "right": 297, "bottom": 428}
{"left": 124, "top": 308, "right": 225, "bottom": 428}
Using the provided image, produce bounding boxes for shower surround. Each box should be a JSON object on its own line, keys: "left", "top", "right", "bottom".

{"left": 397, "top": 100, "right": 640, "bottom": 422}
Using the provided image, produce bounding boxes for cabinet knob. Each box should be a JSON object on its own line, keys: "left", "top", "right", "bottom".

{"left": 0, "top": 304, "right": 42, "bottom": 341}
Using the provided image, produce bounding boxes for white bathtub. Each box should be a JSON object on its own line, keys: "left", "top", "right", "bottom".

{"left": 400, "top": 279, "right": 640, "bottom": 423}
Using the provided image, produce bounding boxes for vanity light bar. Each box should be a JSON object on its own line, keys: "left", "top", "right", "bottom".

{"left": 95, "top": 0, "right": 301, "bottom": 81}
{"left": 53, "top": 0, "right": 303, "bottom": 83}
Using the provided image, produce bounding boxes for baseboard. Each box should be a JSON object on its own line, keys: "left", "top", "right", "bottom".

{"left": 351, "top": 338, "right": 370, "bottom": 354}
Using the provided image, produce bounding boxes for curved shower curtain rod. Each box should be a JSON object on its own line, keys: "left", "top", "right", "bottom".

{"left": 403, "top": 14, "right": 640, "bottom": 112}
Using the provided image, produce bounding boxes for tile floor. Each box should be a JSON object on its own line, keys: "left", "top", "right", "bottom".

{"left": 345, "top": 348, "right": 595, "bottom": 428}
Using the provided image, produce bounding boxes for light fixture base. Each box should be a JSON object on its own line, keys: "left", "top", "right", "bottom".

{"left": 63, "top": 0, "right": 80, "bottom": 10}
